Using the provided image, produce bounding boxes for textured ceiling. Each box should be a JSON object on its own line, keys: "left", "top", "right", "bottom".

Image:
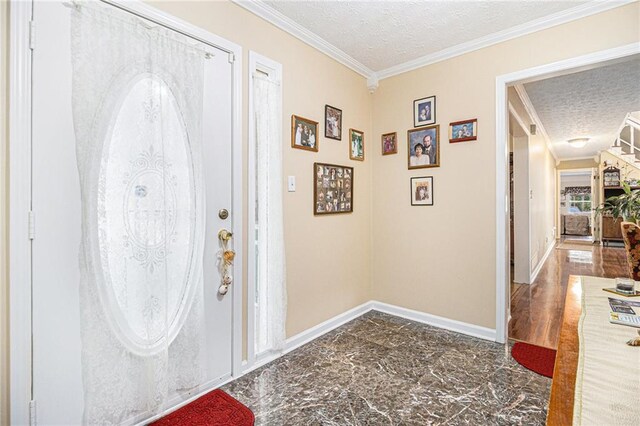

{"left": 523, "top": 56, "right": 640, "bottom": 160}
{"left": 263, "top": 0, "right": 589, "bottom": 72}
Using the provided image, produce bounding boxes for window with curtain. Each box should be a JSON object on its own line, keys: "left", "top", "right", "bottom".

{"left": 565, "top": 186, "right": 591, "bottom": 213}
{"left": 251, "top": 60, "right": 286, "bottom": 357}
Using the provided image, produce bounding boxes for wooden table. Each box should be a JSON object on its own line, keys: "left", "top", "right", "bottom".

{"left": 547, "top": 275, "right": 582, "bottom": 425}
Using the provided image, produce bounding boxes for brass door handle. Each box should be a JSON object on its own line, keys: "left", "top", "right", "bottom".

{"left": 218, "top": 229, "right": 234, "bottom": 295}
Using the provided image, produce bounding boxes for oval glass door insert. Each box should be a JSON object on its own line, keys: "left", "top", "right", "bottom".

{"left": 96, "top": 74, "right": 198, "bottom": 355}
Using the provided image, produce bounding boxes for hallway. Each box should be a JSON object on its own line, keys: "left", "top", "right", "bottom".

{"left": 508, "top": 242, "right": 628, "bottom": 349}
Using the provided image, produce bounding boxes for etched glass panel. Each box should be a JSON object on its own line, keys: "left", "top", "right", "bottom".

{"left": 97, "top": 75, "right": 196, "bottom": 353}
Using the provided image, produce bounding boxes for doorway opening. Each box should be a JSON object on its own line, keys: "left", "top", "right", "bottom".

{"left": 495, "top": 43, "right": 640, "bottom": 345}
{"left": 558, "top": 168, "right": 596, "bottom": 245}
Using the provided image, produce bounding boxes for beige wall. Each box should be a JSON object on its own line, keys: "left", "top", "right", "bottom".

{"left": 508, "top": 88, "right": 557, "bottom": 274}
{"left": 1, "top": 0, "right": 9, "bottom": 423}
{"left": 557, "top": 158, "right": 598, "bottom": 169}
{"left": 371, "top": 3, "right": 639, "bottom": 329}
{"left": 2, "top": 0, "right": 639, "bottom": 413}
{"left": 150, "top": 1, "right": 373, "bottom": 341}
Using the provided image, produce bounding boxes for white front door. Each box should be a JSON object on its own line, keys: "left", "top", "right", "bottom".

{"left": 31, "top": 2, "right": 236, "bottom": 424}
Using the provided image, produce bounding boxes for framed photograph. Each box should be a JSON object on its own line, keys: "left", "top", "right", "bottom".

{"left": 325, "top": 105, "right": 342, "bottom": 140}
{"left": 349, "top": 128, "right": 364, "bottom": 161}
{"left": 314, "top": 162, "right": 353, "bottom": 215}
{"left": 449, "top": 119, "right": 477, "bottom": 143}
{"left": 291, "top": 115, "right": 319, "bottom": 152}
{"left": 381, "top": 132, "right": 397, "bottom": 155}
{"left": 413, "top": 95, "right": 436, "bottom": 127}
{"left": 411, "top": 176, "right": 433, "bottom": 206}
{"left": 407, "top": 125, "right": 439, "bottom": 169}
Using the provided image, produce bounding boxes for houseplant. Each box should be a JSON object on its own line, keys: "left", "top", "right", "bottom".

{"left": 596, "top": 181, "right": 640, "bottom": 282}
{"left": 596, "top": 181, "right": 640, "bottom": 223}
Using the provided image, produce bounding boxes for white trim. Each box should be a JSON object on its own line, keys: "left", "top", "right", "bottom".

{"left": 247, "top": 51, "right": 283, "bottom": 367}
{"left": 513, "top": 84, "right": 558, "bottom": 162}
{"left": 530, "top": 239, "right": 556, "bottom": 284}
{"left": 375, "top": 0, "right": 635, "bottom": 80}
{"left": 558, "top": 156, "right": 598, "bottom": 163}
{"left": 231, "top": 0, "right": 373, "bottom": 78}
{"left": 9, "top": 1, "right": 33, "bottom": 424}
{"left": 371, "top": 301, "right": 497, "bottom": 342}
{"left": 146, "top": 300, "right": 499, "bottom": 420}
{"left": 242, "top": 300, "right": 498, "bottom": 374}
{"left": 508, "top": 102, "right": 531, "bottom": 137}
{"left": 231, "top": 0, "right": 634, "bottom": 82}
{"left": 495, "top": 42, "right": 640, "bottom": 345}
{"left": 103, "top": 0, "right": 241, "bottom": 56}
{"left": 244, "top": 301, "right": 374, "bottom": 374}
{"left": 285, "top": 302, "right": 374, "bottom": 352}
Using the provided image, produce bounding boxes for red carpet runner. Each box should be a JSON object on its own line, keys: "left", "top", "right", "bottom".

{"left": 511, "top": 342, "right": 557, "bottom": 378}
{"left": 151, "top": 389, "right": 254, "bottom": 426}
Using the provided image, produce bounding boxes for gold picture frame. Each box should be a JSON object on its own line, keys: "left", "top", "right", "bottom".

{"left": 291, "top": 115, "right": 319, "bottom": 152}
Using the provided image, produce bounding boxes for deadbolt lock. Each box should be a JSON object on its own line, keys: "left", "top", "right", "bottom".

{"left": 219, "top": 209, "right": 229, "bottom": 219}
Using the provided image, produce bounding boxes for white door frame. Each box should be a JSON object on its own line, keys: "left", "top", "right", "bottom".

{"left": 9, "top": 1, "right": 243, "bottom": 423}
{"left": 495, "top": 42, "right": 640, "bottom": 344}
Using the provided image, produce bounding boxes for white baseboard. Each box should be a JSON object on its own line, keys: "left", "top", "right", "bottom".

{"left": 241, "top": 300, "right": 374, "bottom": 374}
{"left": 135, "top": 299, "right": 497, "bottom": 423}
{"left": 371, "top": 301, "right": 496, "bottom": 342}
{"left": 530, "top": 240, "right": 555, "bottom": 284}
{"left": 284, "top": 301, "right": 374, "bottom": 352}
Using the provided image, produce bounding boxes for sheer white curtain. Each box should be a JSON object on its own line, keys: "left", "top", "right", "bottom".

{"left": 71, "top": 3, "right": 206, "bottom": 424}
{"left": 253, "top": 74, "right": 287, "bottom": 353}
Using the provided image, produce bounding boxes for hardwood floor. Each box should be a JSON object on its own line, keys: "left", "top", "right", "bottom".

{"left": 508, "top": 242, "right": 628, "bottom": 349}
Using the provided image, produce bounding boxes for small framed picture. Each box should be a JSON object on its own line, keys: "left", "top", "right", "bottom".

{"left": 325, "top": 105, "right": 342, "bottom": 140}
{"left": 292, "top": 115, "right": 319, "bottom": 152}
{"left": 381, "top": 132, "right": 397, "bottom": 155}
{"left": 449, "top": 119, "right": 477, "bottom": 143}
{"left": 411, "top": 176, "right": 433, "bottom": 206}
{"left": 314, "top": 162, "right": 353, "bottom": 215}
{"left": 413, "top": 95, "right": 436, "bottom": 127}
{"left": 349, "top": 128, "right": 364, "bottom": 161}
{"left": 407, "top": 125, "right": 439, "bottom": 169}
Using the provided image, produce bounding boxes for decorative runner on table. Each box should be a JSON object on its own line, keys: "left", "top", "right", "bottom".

{"left": 573, "top": 277, "right": 640, "bottom": 425}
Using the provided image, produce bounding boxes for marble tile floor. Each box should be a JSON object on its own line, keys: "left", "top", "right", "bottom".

{"left": 223, "top": 311, "right": 550, "bottom": 425}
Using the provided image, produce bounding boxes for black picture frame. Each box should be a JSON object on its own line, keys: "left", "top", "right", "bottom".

{"left": 410, "top": 176, "right": 434, "bottom": 206}
{"left": 413, "top": 95, "right": 436, "bottom": 127}
{"left": 324, "top": 105, "right": 342, "bottom": 141}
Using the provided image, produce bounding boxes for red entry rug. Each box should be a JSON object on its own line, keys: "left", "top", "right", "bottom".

{"left": 511, "top": 342, "right": 557, "bottom": 378}
{"left": 151, "top": 389, "right": 254, "bottom": 426}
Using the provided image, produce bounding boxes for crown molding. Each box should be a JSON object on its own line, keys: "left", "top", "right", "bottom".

{"left": 375, "top": 0, "right": 636, "bottom": 80}
{"left": 231, "top": 0, "right": 374, "bottom": 78}
{"left": 558, "top": 155, "right": 598, "bottom": 163}
{"left": 513, "top": 84, "right": 558, "bottom": 162}
{"left": 232, "top": 0, "right": 634, "bottom": 85}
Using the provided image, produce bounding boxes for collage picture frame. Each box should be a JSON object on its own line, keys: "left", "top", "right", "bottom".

{"left": 314, "top": 162, "right": 354, "bottom": 215}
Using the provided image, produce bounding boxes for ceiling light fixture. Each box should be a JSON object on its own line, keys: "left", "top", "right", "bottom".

{"left": 568, "top": 138, "right": 589, "bottom": 148}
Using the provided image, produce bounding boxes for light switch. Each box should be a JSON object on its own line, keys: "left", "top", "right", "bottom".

{"left": 288, "top": 176, "right": 296, "bottom": 192}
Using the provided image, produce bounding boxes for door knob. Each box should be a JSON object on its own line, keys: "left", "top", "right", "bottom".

{"left": 218, "top": 229, "right": 234, "bottom": 295}
{"left": 218, "top": 229, "right": 233, "bottom": 242}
